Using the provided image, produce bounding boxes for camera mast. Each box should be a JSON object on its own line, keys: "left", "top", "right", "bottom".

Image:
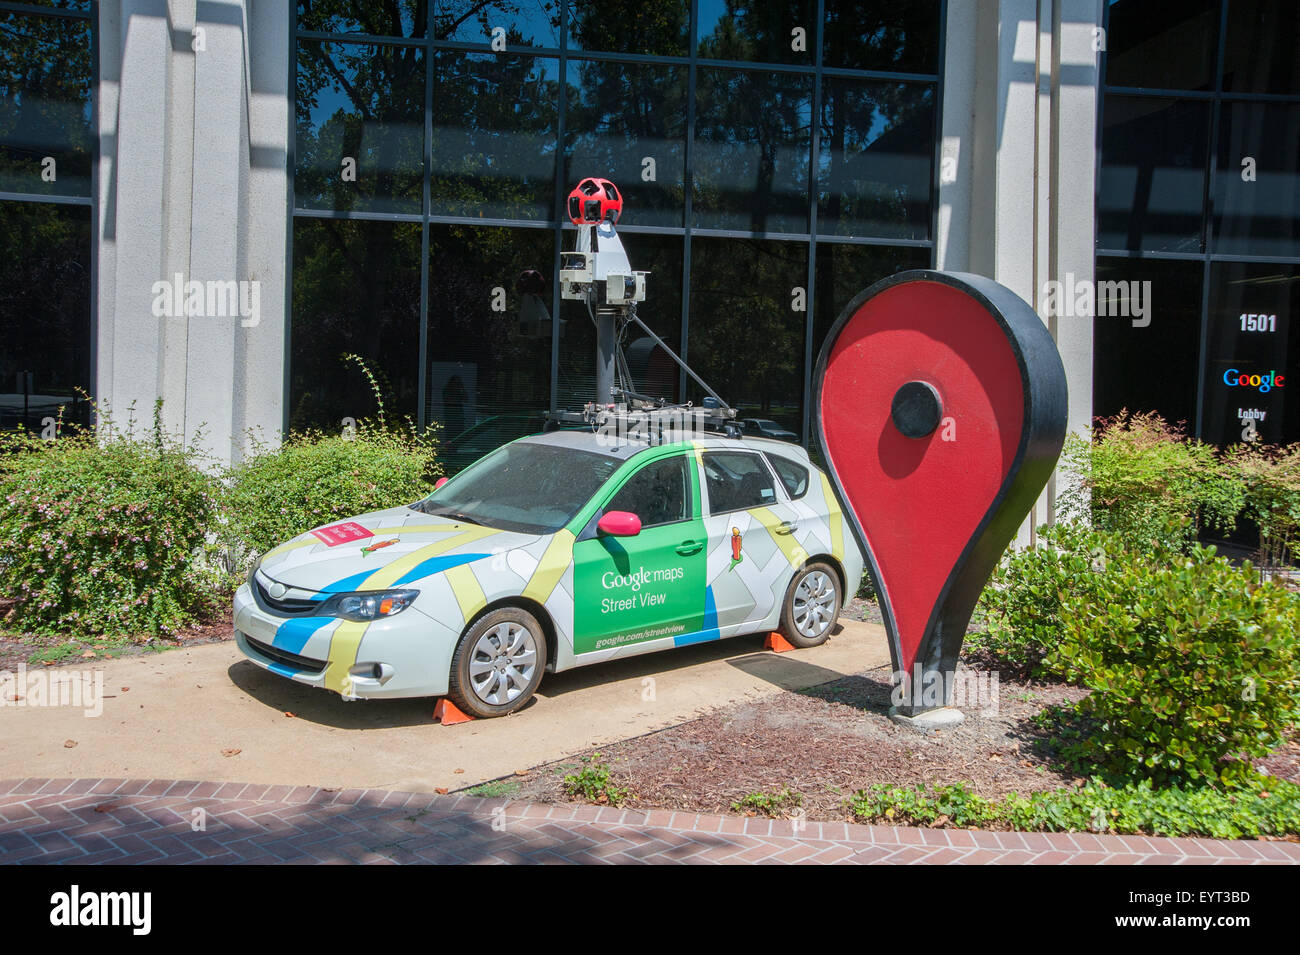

{"left": 550, "top": 178, "right": 738, "bottom": 439}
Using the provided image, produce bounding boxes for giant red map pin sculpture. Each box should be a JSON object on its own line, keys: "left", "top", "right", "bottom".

{"left": 813, "top": 271, "right": 1068, "bottom": 718}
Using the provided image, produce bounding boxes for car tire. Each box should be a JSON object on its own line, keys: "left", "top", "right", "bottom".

{"left": 777, "top": 562, "right": 842, "bottom": 648}
{"left": 446, "top": 607, "right": 548, "bottom": 719}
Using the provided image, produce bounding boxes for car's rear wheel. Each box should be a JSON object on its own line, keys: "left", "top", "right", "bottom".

{"left": 778, "top": 562, "right": 842, "bottom": 648}
{"left": 447, "top": 607, "right": 547, "bottom": 718}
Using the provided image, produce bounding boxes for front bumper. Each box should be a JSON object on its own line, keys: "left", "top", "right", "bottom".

{"left": 232, "top": 582, "right": 460, "bottom": 699}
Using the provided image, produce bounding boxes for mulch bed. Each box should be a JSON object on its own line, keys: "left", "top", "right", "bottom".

{"left": 500, "top": 664, "right": 1102, "bottom": 821}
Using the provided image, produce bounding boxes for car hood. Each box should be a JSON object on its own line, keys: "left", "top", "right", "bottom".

{"left": 256, "top": 505, "right": 539, "bottom": 594}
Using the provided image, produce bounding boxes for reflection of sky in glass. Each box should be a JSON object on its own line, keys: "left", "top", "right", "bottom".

{"left": 434, "top": 0, "right": 561, "bottom": 47}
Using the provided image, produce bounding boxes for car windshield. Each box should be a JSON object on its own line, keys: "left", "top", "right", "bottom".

{"left": 412, "top": 442, "right": 620, "bottom": 534}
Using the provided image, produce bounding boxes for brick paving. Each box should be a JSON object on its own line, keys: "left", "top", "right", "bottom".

{"left": 1, "top": 778, "right": 1297, "bottom": 864}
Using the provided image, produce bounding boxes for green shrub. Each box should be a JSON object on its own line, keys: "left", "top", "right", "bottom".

{"left": 1046, "top": 544, "right": 1300, "bottom": 784}
{"left": 970, "top": 523, "right": 1115, "bottom": 677}
{"left": 732, "top": 788, "right": 804, "bottom": 817}
{"left": 1059, "top": 412, "right": 1245, "bottom": 553}
{"left": 563, "top": 753, "right": 631, "bottom": 806}
{"left": 0, "top": 406, "right": 220, "bottom": 636}
{"left": 221, "top": 421, "right": 437, "bottom": 566}
{"left": 1231, "top": 442, "right": 1300, "bottom": 571}
{"left": 849, "top": 776, "right": 1300, "bottom": 839}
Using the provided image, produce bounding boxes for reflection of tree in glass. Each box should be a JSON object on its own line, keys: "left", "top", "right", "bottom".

{"left": 290, "top": 219, "right": 422, "bottom": 432}
{"left": 296, "top": 40, "right": 423, "bottom": 212}
{"left": 0, "top": 204, "right": 91, "bottom": 425}
{"left": 688, "top": 239, "right": 804, "bottom": 430}
{"left": 0, "top": 13, "right": 93, "bottom": 195}
{"left": 430, "top": 52, "right": 559, "bottom": 219}
{"left": 820, "top": 81, "right": 934, "bottom": 238}
{"left": 569, "top": 0, "right": 688, "bottom": 56}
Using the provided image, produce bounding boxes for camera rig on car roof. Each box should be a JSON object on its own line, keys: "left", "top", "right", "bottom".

{"left": 546, "top": 177, "right": 740, "bottom": 442}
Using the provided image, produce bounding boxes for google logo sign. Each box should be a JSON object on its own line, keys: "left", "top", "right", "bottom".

{"left": 1223, "top": 369, "right": 1286, "bottom": 392}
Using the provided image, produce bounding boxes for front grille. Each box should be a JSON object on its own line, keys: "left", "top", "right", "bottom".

{"left": 250, "top": 568, "right": 320, "bottom": 616}
{"left": 243, "top": 633, "right": 328, "bottom": 674}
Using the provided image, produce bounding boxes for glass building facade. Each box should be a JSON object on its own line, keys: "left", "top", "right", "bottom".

{"left": 0, "top": 1, "right": 95, "bottom": 431}
{"left": 1097, "top": 0, "right": 1300, "bottom": 446}
{"left": 290, "top": 1, "right": 943, "bottom": 464}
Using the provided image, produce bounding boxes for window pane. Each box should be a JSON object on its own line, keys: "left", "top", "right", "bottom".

{"left": 0, "top": 13, "right": 93, "bottom": 198}
{"left": 702, "top": 450, "right": 777, "bottom": 512}
{"left": 427, "top": 224, "right": 553, "bottom": 472}
{"left": 1091, "top": 257, "right": 1202, "bottom": 432}
{"left": 1221, "top": 0, "right": 1300, "bottom": 94}
{"left": 765, "top": 453, "right": 808, "bottom": 498}
{"left": 822, "top": 0, "right": 941, "bottom": 74}
{"left": 607, "top": 456, "right": 690, "bottom": 526}
{"left": 1201, "top": 262, "right": 1300, "bottom": 446}
{"left": 297, "top": 1, "right": 427, "bottom": 38}
{"left": 568, "top": 0, "right": 689, "bottom": 56}
{"left": 688, "top": 237, "right": 806, "bottom": 440}
{"left": 295, "top": 41, "right": 424, "bottom": 214}
{"left": 557, "top": 232, "right": 682, "bottom": 410}
{"left": 433, "top": 0, "right": 560, "bottom": 48}
{"left": 696, "top": 0, "right": 815, "bottom": 65}
{"left": 0, "top": 202, "right": 91, "bottom": 431}
{"left": 1212, "top": 101, "right": 1300, "bottom": 258}
{"left": 818, "top": 79, "right": 935, "bottom": 240}
{"left": 1104, "top": 0, "right": 1218, "bottom": 91}
{"left": 432, "top": 52, "right": 559, "bottom": 221}
{"left": 290, "top": 218, "right": 421, "bottom": 432}
{"left": 564, "top": 59, "right": 686, "bottom": 228}
{"left": 1098, "top": 95, "right": 1209, "bottom": 252}
{"left": 693, "top": 69, "right": 812, "bottom": 233}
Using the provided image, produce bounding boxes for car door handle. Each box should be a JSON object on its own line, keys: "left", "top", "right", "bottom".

{"left": 777, "top": 521, "right": 798, "bottom": 535}
{"left": 676, "top": 540, "right": 704, "bottom": 555}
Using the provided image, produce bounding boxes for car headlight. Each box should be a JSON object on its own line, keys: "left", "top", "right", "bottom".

{"left": 318, "top": 589, "right": 419, "bottom": 622}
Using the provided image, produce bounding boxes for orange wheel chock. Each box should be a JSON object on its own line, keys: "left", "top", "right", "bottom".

{"left": 765, "top": 631, "right": 797, "bottom": 653}
{"left": 433, "top": 698, "right": 475, "bottom": 725}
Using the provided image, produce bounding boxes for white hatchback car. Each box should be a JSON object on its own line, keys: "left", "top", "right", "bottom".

{"left": 234, "top": 430, "right": 864, "bottom": 718}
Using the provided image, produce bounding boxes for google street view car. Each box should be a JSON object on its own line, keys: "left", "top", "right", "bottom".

{"left": 235, "top": 178, "right": 862, "bottom": 717}
{"left": 235, "top": 430, "right": 863, "bottom": 718}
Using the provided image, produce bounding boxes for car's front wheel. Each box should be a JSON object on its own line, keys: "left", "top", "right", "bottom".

{"left": 778, "top": 562, "right": 842, "bottom": 648}
{"left": 447, "top": 607, "right": 547, "bottom": 718}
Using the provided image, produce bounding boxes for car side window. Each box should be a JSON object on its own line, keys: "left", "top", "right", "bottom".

{"left": 765, "top": 454, "right": 809, "bottom": 499}
{"left": 604, "top": 455, "right": 690, "bottom": 527}
{"left": 702, "top": 451, "right": 777, "bottom": 513}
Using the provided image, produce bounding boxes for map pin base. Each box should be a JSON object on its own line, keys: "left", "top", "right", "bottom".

{"left": 814, "top": 271, "right": 1068, "bottom": 716}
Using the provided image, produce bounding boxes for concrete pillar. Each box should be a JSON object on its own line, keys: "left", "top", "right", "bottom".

{"left": 95, "top": 0, "right": 287, "bottom": 465}
{"left": 940, "top": 0, "right": 1101, "bottom": 539}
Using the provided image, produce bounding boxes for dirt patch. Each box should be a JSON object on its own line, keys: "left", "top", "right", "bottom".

{"left": 0, "top": 612, "right": 234, "bottom": 672}
{"left": 497, "top": 666, "right": 1103, "bottom": 821}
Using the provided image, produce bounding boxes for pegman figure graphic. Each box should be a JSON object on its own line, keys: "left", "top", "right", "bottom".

{"left": 729, "top": 527, "right": 743, "bottom": 570}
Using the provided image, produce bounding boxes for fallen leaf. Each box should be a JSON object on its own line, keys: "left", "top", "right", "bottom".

{"left": 120, "top": 687, "right": 129, "bottom": 692}
{"left": 513, "top": 769, "right": 529, "bottom": 777}
{"left": 63, "top": 739, "right": 77, "bottom": 748}
{"left": 988, "top": 754, "right": 1002, "bottom": 762}
{"left": 435, "top": 787, "right": 449, "bottom": 795}
{"left": 453, "top": 768, "right": 465, "bottom": 774}
{"left": 283, "top": 711, "right": 296, "bottom": 718}
{"left": 94, "top": 804, "right": 117, "bottom": 813}
{"left": 221, "top": 748, "right": 241, "bottom": 757}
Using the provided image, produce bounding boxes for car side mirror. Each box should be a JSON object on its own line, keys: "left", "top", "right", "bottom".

{"left": 597, "top": 511, "right": 642, "bottom": 537}
{"left": 434, "top": 477, "right": 449, "bottom": 489}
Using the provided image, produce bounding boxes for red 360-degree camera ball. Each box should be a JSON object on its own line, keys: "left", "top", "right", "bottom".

{"left": 567, "top": 177, "right": 623, "bottom": 226}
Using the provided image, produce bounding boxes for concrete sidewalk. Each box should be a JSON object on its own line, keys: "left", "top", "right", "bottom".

{"left": 3, "top": 777, "right": 1297, "bottom": 865}
{"left": 0, "top": 621, "right": 889, "bottom": 793}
